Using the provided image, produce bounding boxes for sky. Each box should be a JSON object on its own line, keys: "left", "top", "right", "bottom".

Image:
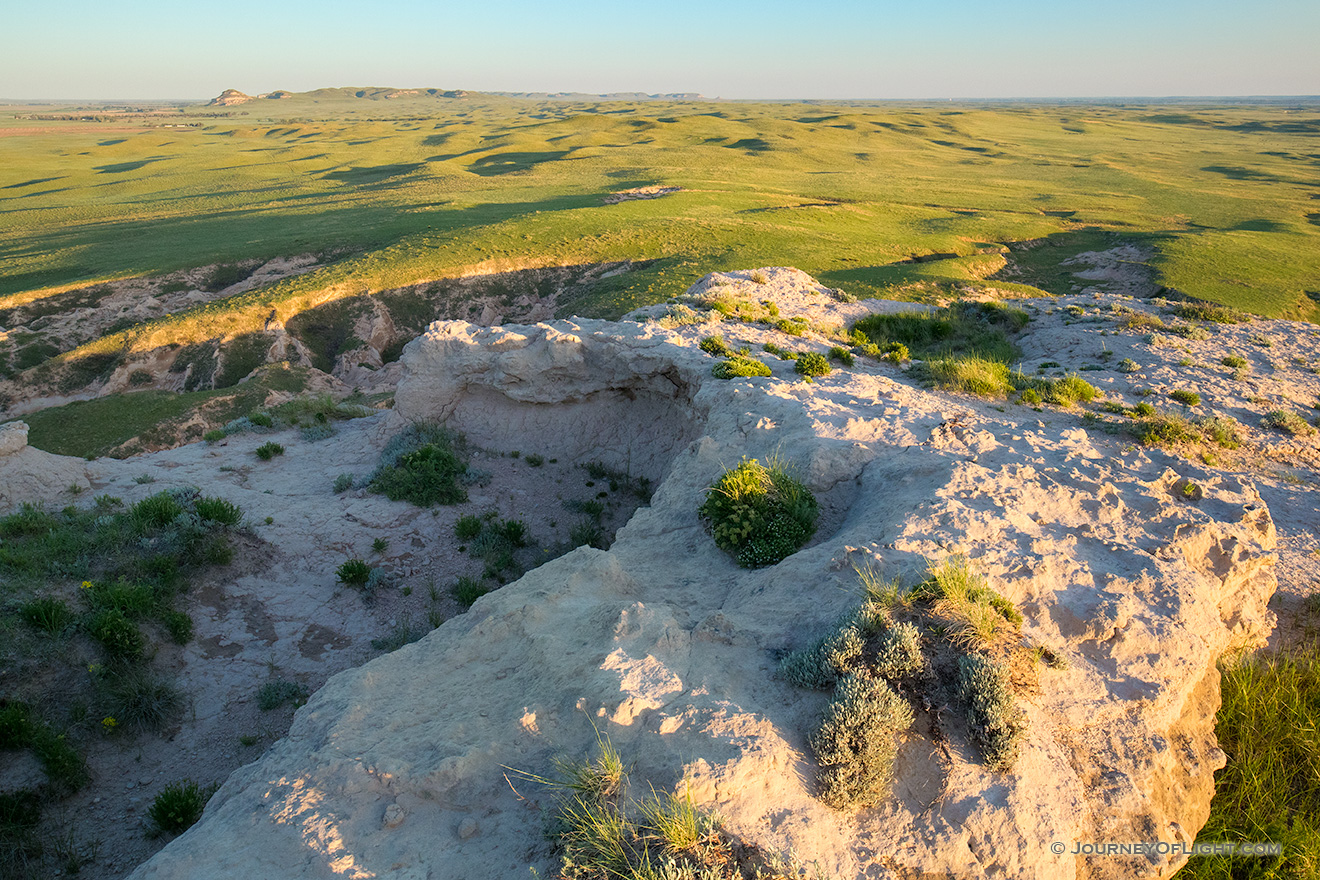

{"left": 4, "top": 0, "right": 1317, "bottom": 100}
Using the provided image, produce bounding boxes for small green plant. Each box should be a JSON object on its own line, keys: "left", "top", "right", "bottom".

{"left": 134, "top": 474, "right": 156, "bottom": 484}
{"left": 1262, "top": 410, "right": 1316, "bottom": 437}
{"left": 775, "top": 317, "right": 808, "bottom": 336}
{"left": 332, "top": 473, "right": 354, "bottom": 493}
{"left": 455, "top": 514, "right": 484, "bottom": 540}
{"left": 827, "top": 346, "right": 854, "bottom": 367}
{"left": 203, "top": 429, "right": 225, "bottom": 443}
{"left": 371, "top": 537, "right": 389, "bottom": 553}
{"left": 1019, "top": 387, "right": 1042, "bottom": 405}
{"left": 248, "top": 412, "right": 274, "bottom": 428}
{"left": 254, "top": 441, "right": 284, "bottom": 461}
{"left": 194, "top": 496, "right": 241, "bottom": 525}
{"left": 88, "top": 609, "right": 145, "bottom": 661}
{"left": 881, "top": 342, "right": 909, "bottom": 365}
{"left": 1043, "top": 375, "right": 1099, "bottom": 407}
{"left": 1222, "top": 355, "right": 1248, "bottom": 369}
{"left": 1116, "top": 357, "right": 1139, "bottom": 373}
{"left": 1133, "top": 401, "right": 1157, "bottom": 417}
{"left": 957, "top": 653, "right": 1027, "bottom": 772}
{"left": 918, "top": 557, "right": 1022, "bottom": 649}
{"left": 526, "top": 453, "right": 545, "bottom": 467}
{"left": 698, "top": 335, "right": 732, "bottom": 357}
{"left": 711, "top": 356, "right": 771, "bottom": 379}
{"left": 1170, "top": 301, "right": 1247, "bottom": 324}
{"left": 452, "top": 576, "right": 490, "bottom": 607}
{"left": 369, "top": 423, "right": 468, "bottom": 507}
{"left": 147, "top": 780, "right": 209, "bottom": 837}
{"left": 810, "top": 673, "right": 914, "bottom": 809}
{"left": 699, "top": 458, "right": 818, "bottom": 568}
{"left": 1171, "top": 389, "right": 1202, "bottom": 407}
{"left": 256, "top": 678, "right": 308, "bottom": 711}
{"left": 336, "top": 558, "right": 371, "bottom": 587}
{"left": 762, "top": 342, "right": 796, "bottom": 360}
{"left": 749, "top": 269, "right": 769, "bottom": 284}
{"left": 794, "top": 351, "right": 831, "bottom": 378}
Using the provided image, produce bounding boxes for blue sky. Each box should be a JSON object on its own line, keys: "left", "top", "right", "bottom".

{"left": 4, "top": 0, "right": 1317, "bottom": 100}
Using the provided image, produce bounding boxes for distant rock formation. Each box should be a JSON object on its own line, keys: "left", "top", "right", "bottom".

{"left": 208, "top": 89, "right": 254, "bottom": 107}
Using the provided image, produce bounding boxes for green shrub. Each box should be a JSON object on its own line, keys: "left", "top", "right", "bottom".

{"left": 569, "top": 520, "right": 604, "bottom": 549}
{"left": 370, "top": 424, "right": 468, "bottom": 507}
{"left": 1132, "top": 411, "right": 1198, "bottom": 446}
{"left": 247, "top": 411, "right": 274, "bottom": 428}
{"left": 254, "top": 441, "right": 284, "bottom": 460}
{"left": 957, "top": 654, "right": 1027, "bottom": 772}
{"left": 19, "top": 596, "right": 73, "bottom": 635}
{"left": 332, "top": 473, "right": 354, "bottom": 493}
{"left": 148, "top": 780, "right": 209, "bottom": 837}
{"left": 88, "top": 609, "right": 144, "bottom": 661}
{"left": 526, "top": 453, "right": 545, "bottom": 467}
{"left": 881, "top": 342, "right": 909, "bottom": 364}
{"left": 452, "top": 576, "right": 490, "bottom": 607}
{"left": 775, "top": 318, "right": 808, "bottom": 336}
{"left": 810, "top": 673, "right": 914, "bottom": 809}
{"left": 1133, "top": 402, "right": 1157, "bottom": 417}
{"left": 927, "top": 355, "right": 1011, "bottom": 397}
{"left": 827, "top": 346, "right": 854, "bottom": 367}
{"left": 1200, "top": 415, "right": 1243, "bottom": 449}
{"left": 256, "top": 679, "right": 308, "bottom": 711}
{"left": 699, "top": 458, "right": 818, "bottom": 568}
{"left": 194, "top": 496, "right": 241, "bottom": 525}
{"left": 1262, "top": 410, "right": 1315, "bottom": 437}
{"left": 1171, "top": 389, "right": 1201, "bottom": 407}
{"left": 203, "top": 429, "right": 226, "bottom": 443}
{"left": 1019, "top": 387, "right": 1042, "bottom": 405}
{"left": 762, "top": 342, "right": 796, "bottom": 360}
{"left": 162, "top": 609, "right": 193, "bottom": 644}
{"left": 1222, "top": 355, "right": 1248, "bottom": 369}
{"left": 698, "top": 335, "right": 732, "bottom": 357}
{"left": 29, "top": 728, "right": 87, "bottom": 792}
{"left": 711, "top": 356, "right": 771, "bottom": 379}
{"left": 454, "top": 514, "right": 484, "bottom": 540}
{"left": 336, "top": 558, "right": 371, "bottom": 587}
{"left": 1117, "top": 357, "right": 1139, "bottom": 373}
{"left": 794, "top": 351, "right": 831, "bottom": 378}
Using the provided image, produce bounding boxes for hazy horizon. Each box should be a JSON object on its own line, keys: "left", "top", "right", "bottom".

{"left": 4, "top": 0, "right": 1317, "bottom": 102}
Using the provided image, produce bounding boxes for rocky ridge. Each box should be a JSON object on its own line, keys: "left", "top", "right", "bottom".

{"left": 116, "top": 267, "right": 1285, "bottom": 879}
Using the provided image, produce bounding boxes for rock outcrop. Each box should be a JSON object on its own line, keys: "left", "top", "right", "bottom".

{"left": 129, "top": 292, "right": 1277, "bottom": 878}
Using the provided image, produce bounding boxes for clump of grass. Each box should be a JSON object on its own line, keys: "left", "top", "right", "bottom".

{"left": 927, "top": 355, "right": 1011, "bottom": 397}
{"left": 1043, "top": 375, "right": 1099, "bottom": 407}
{"left": 1180, "top": 647, "right": 1320, "bottom": 879}
{"left": 1171, "top": 389, "right": 1202, "bottom": 407}
{"left": 369, "top": 422, "right": 468, "bottom": 506}
{"left": 1117, "top": 357, "right": 1140, "bottom": 373}
{"left": 699, "top": 458, "right": 818, "bottom": 568}
{"left": 749, "top": 269, "right": 769, "bottom": 284}
{"left": 882, "top": 342, "right": 910, "bottom": 365}
{"left": 194, "top": 496, "right": 241, "bottom": 525}
{"left": 827, "top": 346, "right": 854, "bottom": 367}
{"left": 452, "top": 575, "right": 490, "bottom": 607}
{"left": 254, "top": 441, "right": 284, "bottom": 461}
{"left": 762, "top": 342, "right": 796, "bottom": 360}
{"left": 794, "top": 351, "right": 831, "bottom": 378}
{"left": 1222, "top": 355, "right": 1248, "bottom": 370}
{"left": 711, "top": 356, "right": 770, "bottom": 379}
{"left": 147, "top": 780, "right": 210, "bottom": 837}
{"left": 256, "top": 679, "right": 308, "bottom": 711}
{"left": 918, "top": 557, "right": 1022, "bottom": 649}
{"left": 19, "top": 597, "right": 73, "bottom": 635}
{"left": 957, "top": 654, "right": 1027, "bottom": 772}
{"left": 332, "top": 473, "right": 354, "bottom": 493}
{"left": 1262, "top": 410, "right": 1316, "bottom": 437}
{"left": 371, "top": 537, "right": 388, "bottom": 553}
{"left": 810, "top": 673, "right": 914, "bottom": 809}
{"left": 1169, "top": 301, "right": 1248, "bottom": 324}
{"left": 336, "top": 558, "right": 372, "bottom": 587}
{"left": 526, "top": 453, "right": 545, "bottom": 467}
{"left": 98, "top": 667, "right": 183, "bottom": 732}
{"left": 697, "top": 335, "right": 732, "bottom": 357}
{"left": 853, "top": 301, "right": 1024, "bottom": 364}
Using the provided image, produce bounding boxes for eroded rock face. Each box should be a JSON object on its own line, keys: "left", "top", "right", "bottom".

{"left": 131, "top": 306, "right": 1276, "bottom": 879}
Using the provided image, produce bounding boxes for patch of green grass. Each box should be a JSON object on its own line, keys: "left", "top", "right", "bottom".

{"left": 794, "top": 351, "right": 832, "bottom": 378}
{"left": 1171, "top": 389, "right": 1202, "bottom": 407}
{"left": 254, "top": 441, "right": 284, "bottom": 460}
{"left": 1262, "top": 410, "right": 1315, "bottom": 438}
{"left": 711, "top": 356, "right": 771, "bottom": 379}
{"left": 853, "top": 301, "right": 1024, "bottom": 364}
{"left": 452, "top": 575, "right": 490, "bottom": 608}
{"left": 335, "top": 558, "right": 371, "bottom": 587}
{"left": 699, "top": 457, "right": 818, "bottom": 568}
{"left": 927, "top": 355, "right": 1012, "bottom": 397}
{"left": 147, "top": 780, "right": 210, "bottom": 837}
{"left": 1179, "top": 648, "right": 1320, "bottom": 879}
{"left": 256, "top": 678, "right": 308, "bottom": 711}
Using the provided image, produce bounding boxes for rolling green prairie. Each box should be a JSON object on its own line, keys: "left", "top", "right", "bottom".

{"left": 1, "top": 92, "right": 1318, "bottom": 361}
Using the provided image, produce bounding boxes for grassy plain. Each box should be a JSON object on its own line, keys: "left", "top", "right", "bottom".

{"left": 1, "top": 92, "right": 1317, "bottom": 355}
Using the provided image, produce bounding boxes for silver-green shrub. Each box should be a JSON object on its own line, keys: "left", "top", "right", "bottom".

{"left": 810, "top": 673, "right": 914, "bottom": 809}
{"left": 957, "top": 653, "right": 1027, "bottom": 772}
